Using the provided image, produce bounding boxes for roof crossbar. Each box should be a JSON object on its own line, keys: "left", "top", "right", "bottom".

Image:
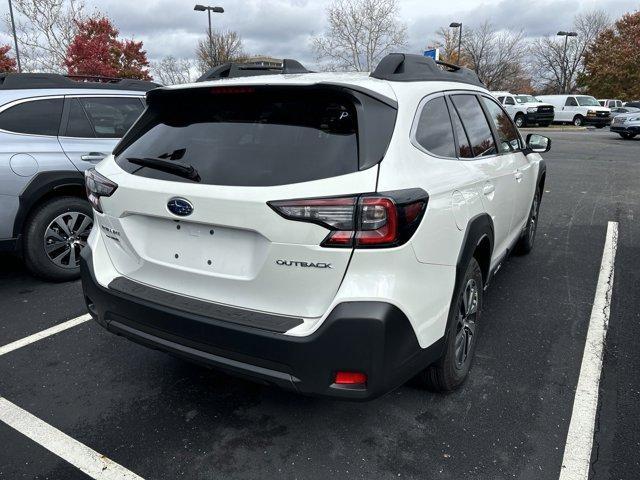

{"left": 196, "top": 59, "right": 311, "bottom": 82}
{"left": 370, "top": 53, "right": 484, "bottom": 87}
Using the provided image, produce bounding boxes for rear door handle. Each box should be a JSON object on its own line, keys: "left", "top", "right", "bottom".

{"left": 483, "top": 182, "right": 495, "bottom": 195}
{"left": 515, "top": 171, "right": 524, "bottom": 182}
{"left": 81, "top": 152, "right": 106, "bottom": 162}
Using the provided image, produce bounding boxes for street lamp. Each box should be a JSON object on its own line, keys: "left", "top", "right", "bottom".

{"left": 557, "top": 31, "right": 578, "bottom": 94}
{"left": 194, "top": 4, "right": 224, "bottom": 67}
{"left": 8, "top": 0, "right": 21, "bottom": 72}
{"left": 449, "top": 22, "right": 462, "bottom": 65}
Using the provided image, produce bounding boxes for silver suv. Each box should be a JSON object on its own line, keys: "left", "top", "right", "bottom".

{"left": 0, "top": 73, "right": 157, "bottom": 281}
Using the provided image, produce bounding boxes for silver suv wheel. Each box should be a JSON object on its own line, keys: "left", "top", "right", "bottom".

{"left": 43, "top": 212, "right": 93, "bottom": 269}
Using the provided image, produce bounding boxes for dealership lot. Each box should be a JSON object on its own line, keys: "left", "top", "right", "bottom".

{"left": 0, "top": 129, "right": 639, "bottom": 479}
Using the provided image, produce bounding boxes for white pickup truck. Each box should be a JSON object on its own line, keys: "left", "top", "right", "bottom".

{"left": 492, "top": 92, "right": 555, "bottom": 128}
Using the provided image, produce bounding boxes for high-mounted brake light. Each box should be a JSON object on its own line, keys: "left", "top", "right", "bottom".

{"left": 85, "top": 168, "right": 118, "bottom": 213}
{"left": 268, "top": 189, "right": 428, "bottom": 248}
{"left": 210, "top": 86, "right": 255, "bottom": 95}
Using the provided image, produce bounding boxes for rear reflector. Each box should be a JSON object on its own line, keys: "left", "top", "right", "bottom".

{"left": 334, "top": 371, "right": 367, "bottom": 385}
{"left": 268, "top": 188, "right": 428, "bottom": 248}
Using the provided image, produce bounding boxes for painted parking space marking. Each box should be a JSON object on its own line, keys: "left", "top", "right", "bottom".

{"left": 0, "top": 314, "right": 90, "bottom": 357}
{"left": 0, "top": 396, "right": 143, "bottom": 479}
{"left": 559, "top": 221, "right": 618, "bottom": 480}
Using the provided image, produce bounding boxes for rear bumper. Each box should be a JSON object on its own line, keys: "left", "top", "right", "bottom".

{"left": 80, "top": 247, "right": 443, "bottom": 400}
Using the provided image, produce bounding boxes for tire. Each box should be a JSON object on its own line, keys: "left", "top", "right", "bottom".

{"left": 416, "top": 258, "right": 483, "bottom": 392}
{"left": 514, "top": 113, "right": 526, "bottom": 128}
{"left": 619, "top": 132, "right": 636, "bottom": 139}
{"left": 573, "top": 115, "right": 584, "bottom": 127}
{"left": 515, "top": 188, "right": 540, "bottom": 255}
{"left": 23, "top": 196, "right": 93, "bottom": 282}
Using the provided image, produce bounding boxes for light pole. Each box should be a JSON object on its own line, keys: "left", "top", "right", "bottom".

{"left": 194, "top": 4, "right": 224, "bottom": 68}
{"left": 8, "top": 0, "right": 21, "bottom": 72}
{"left": 450, "top": 22, "right": 462, "bottom": 65}
{"left": 557, "top": 31, "right": 578, "bottom": 94}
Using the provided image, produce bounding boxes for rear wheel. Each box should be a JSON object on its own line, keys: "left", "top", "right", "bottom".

{"left": 573, "top": 115, "right": 584, "bottom": 127}
{"left": 23, "top": 197, "right": 93, "bottom": 282}
{"left": 515, "top": 189, "right": 540, "bottom": 255}
{"left": 514, "top": 113, "right": 526, "bottom": 128}
{"left": 417, "top": 258, "right": 483, "bottom": 392}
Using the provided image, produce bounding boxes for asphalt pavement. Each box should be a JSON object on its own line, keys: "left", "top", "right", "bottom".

{"left": 0, "top": 128, "right": 638, "bottom": 479}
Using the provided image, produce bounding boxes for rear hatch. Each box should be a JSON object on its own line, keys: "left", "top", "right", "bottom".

{"left": 97, "top": 84, "right": 396, "bottom": 319}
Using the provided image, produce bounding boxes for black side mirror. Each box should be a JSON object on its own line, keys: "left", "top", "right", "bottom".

{"left": 525, "top": 133, "right": 551, "bottom": 153}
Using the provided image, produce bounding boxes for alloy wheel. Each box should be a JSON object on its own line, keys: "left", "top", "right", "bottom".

{"left": 43, "top": 212, "right": 93, "bottom": 269}
{"left": 454, "top": 278, "right": 479, "bottom": 370}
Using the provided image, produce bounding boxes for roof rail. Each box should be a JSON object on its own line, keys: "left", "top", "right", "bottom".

{"left": 370, "top": 53, "right": 484, "bottom": 87}
{"left": 0, "top": 73, "right": 160, "bottom": 91}
{"left": 196, "top": 59, "right": 311, "bottom": 82}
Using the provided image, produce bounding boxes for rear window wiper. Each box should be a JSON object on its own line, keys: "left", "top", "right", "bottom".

{"left": 126, "top": 157, "right": 201, "bottom": 182}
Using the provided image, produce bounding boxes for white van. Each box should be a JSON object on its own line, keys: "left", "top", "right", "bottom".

{"left": 537, "top": 95, "right": 611, "bottom": 127}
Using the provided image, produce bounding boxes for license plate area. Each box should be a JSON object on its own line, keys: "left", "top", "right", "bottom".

{"left": 120, "top": 215, "right": 270, "bottom": 278}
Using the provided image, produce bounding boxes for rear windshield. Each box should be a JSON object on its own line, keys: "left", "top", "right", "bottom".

{"left": 115, "top": 87, "right": 363, "bottom": 186}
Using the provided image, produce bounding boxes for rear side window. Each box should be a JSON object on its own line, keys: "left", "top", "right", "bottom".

{"left": 414, "top": 96, "right": 455, "bottom": 157}
{"left": 79, "top": 97, "right": 144, "bottom": 138}
{"left": 0, "top": 98, "right": 63, "bottom": 136}
{"left": 115, "top": 88, "right": 364, "bottom": 186}
{"left": 481, "top": 97, "right": 521, "bottom": 153}
{"left": 65, "top": 98, "right": 95, "bottom": 137}
{"left": 450, "top": 95, "right": 497, "bottom": 157}
{"left": 504, "top": 97, "right": 515, "bottom": 105}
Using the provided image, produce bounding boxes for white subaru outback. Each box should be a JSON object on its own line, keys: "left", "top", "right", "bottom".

{"left": 81, "top": 54, "right": 549, "bottom": 400}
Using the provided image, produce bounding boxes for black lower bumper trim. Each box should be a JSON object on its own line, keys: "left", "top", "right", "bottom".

{"left": 80, "top": 247, "right": 443, "bottom": 400}
{"left": 611, "top": 126, "right": 640, "bottom": 134}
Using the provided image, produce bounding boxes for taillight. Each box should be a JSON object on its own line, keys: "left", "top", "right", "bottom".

{"left": 85, "top": 168, "right": 118, "bottom": 213}
{"left": 268, "top": 188, "right": 428, "bottom": 248}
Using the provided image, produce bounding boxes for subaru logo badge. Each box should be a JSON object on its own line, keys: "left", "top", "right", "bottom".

{"left": 167, "top": 197, "right": 194, "bottom": 217}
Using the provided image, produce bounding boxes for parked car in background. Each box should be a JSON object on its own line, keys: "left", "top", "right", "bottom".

{"left": 610, "top": 111, "right": 640, "bottom": 139}
{"left": 611, "top": 106, "right": 640, "bottom": 116}
{"left": 599, "top": 99, "right": 623, "bottom": 108}
{"left": 537, "top": 95, "right": 611, "bottom": 127}
{"left": 492, "top": 91, "right": 554, "bottom": 127}
{"left": 0, "top": 73, "right": 158, "bottom": 281}
{"left": 623, "top": 101, "right": 640, "bottom": 108}
{"left": 81, "top": 54, "right": 549, "bottom": 399}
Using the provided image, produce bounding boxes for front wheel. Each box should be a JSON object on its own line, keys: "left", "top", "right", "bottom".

{"left": 573, "top": 115, "right": 584, "bottom": 127}
{"left": 416, "top": 258, "right": 483, "bottom": 392}
{"left": 23, "top": 196, "right": 94, "bottom": 282}
{"left": 515, "top": 189, "right": 540, "bottom": 255}
{"left": 619, "top": 132, "right": 636, "bottom": 139}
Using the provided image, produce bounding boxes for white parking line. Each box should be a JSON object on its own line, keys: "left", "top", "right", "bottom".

{"left": 0, "top": 314, "right": 90, "bottom": 357}
{"left": 0, "top": 396, "right": 143, "bottom": 479}
{"left": 559, "top": 221, "right": 618, "bottom": 480}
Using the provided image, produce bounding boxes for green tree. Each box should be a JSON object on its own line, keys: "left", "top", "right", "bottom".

{"left": 582, "top": 11, "right": 640, "bottom": 99}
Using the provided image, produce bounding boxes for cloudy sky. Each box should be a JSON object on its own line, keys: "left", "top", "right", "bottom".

{"left": 1, "top": 0, "right": 639, "bottom": 68}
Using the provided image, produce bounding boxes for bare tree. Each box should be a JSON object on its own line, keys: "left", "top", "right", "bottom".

{"left": 196, "top": 29, "right": 246, "bottom": 73}
{"left": 461, "top": 21, "right": 528, "bottom": 91}
{"left": 313, "top": 0, "right": 407, "bottom": 71}
{"left": 152, "top": 56, "right": 194, "bottom": 85}
{"left": 529, "top": 9, "right": 610, "bottom": 93}
{"left": 431, "top": 26, "right": 464, "bottom": 65}
{"left": 3, "top": 0, "right": 85, "bottom": 72}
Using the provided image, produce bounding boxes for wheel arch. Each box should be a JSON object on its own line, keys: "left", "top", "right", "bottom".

{"left": 456, "top": 213, "right": 494, "bottom": 289}
{"left": 13, "top": 171, "right": 86, "bottom": 240}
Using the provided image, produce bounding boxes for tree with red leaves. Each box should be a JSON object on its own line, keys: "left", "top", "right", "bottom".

{"left": 0, "top": 45, "right": 17, "bottom": 73}
{"left": 582, "top": 11, "right": 640, "bottom": 99}
{"left": 64, "top": 16, "right": 151, "bottom": 80}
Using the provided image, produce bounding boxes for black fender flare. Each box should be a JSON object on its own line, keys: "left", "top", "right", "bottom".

{"left": 537, "top": 159, "right": 547, "bottom": 198}
{"left": 12, "top": 170, "right": 85, "bottom": 238}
